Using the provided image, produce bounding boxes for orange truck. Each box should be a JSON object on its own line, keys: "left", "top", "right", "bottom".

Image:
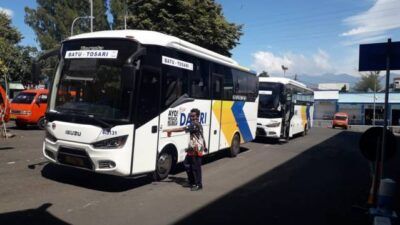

{"left": 0, "top": 85, "right": 10, "bottom": 123}
{"left": 10, "top": 89, "right": 48, "bottom": 129}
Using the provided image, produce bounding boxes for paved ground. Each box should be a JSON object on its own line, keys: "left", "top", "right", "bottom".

{"left": 0, "top": 125, "right": 398, "bottom": 225}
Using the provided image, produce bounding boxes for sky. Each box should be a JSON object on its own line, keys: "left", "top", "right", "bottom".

{"left": 1, "top": 0, "right": 400, "bottom": 77}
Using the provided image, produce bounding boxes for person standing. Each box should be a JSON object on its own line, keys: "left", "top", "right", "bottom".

{"left": 164, "top": 108, "right": 206, "bottom": 191}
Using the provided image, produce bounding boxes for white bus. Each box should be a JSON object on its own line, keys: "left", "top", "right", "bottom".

{"left": 42, "top": 30, "right": 258, "bottom": 180}
{"left": 256, "top": 77, "right": 313, "bottom": 140}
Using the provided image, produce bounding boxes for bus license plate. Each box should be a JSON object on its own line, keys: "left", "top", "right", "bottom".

{"left": 64, "top": 156, "right": 84, "bottom": 166}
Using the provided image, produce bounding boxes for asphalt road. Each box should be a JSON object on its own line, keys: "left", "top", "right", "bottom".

{"left": 0, "top": 126, "right": 396, "bottom": 225}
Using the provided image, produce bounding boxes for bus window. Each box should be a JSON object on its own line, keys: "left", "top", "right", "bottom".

{"left": 137, "top": 68, "right": 160, "bottom": 127}
{"left": 191, "top": 60, "right": 209, "bottom": 99}
{"left": 162, "top": 66, "right": 189, "bottom": 107}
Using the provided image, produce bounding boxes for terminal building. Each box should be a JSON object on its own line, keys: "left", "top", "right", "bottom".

{"left": 314, "top": 91, "right": 400, "bottom": 126}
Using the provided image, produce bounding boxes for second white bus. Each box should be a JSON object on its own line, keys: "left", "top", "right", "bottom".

{"left": 256, "top": 77, "right": 313, "bottom": 141}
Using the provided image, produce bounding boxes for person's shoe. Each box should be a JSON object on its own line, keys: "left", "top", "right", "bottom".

{"left": 181, "top": 182, "right": 193, "bottom": 188}
{"left": 190, "top": 185, "right": 202, "bottom": 191}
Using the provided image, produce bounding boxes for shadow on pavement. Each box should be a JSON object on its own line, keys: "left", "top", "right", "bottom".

{"left": 41, "top": 164, "right": 151, "bottom": 192}
{"left": 170, "top": 147, "right": 250, "bottom": 176}
{"left": 174, "top": 131, "right": 376, "bottom": 225}
{"left": 0, "top": 203, "right": 70, "bottom": 225}
{"left": 40, "top": 146, "right": 250, "bottom": 192}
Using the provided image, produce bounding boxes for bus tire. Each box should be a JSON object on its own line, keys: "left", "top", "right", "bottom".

{"left": 152, "top": 150, "right": 174, "bottom": 181}
{"left": 230, "top": 133, "right": 240, "bottom": 158}
{"left": 37, "top": 117, "right": 46, "bottom": 130}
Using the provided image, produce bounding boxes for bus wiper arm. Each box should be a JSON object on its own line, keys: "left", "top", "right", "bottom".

{"left": 87, "top": 115, "right": 113, "bottom": 130}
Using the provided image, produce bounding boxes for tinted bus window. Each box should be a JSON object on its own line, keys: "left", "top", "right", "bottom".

{"left": 191, "top": 59, "right": 209, "bottom": 99}
{"left": 162, "top": 66, "right": 189, "bottom": 107}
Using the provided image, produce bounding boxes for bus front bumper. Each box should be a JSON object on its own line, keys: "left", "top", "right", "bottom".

{"left": 256, "top": 125, "right": 281, "bottom": 138}
{"left": 43, "top": 139, "right": 131, "bottom": 176}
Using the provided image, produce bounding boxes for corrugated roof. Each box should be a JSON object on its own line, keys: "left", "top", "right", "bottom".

{"left": 338, "top": 93, "right": 400, "bottom": 103}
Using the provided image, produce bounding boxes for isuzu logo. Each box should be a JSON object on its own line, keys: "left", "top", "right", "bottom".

{"left": 65, "top": 130, "right": 81, "bottom": 136}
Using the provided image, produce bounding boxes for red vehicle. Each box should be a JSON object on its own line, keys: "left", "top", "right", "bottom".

{"left": 10, "top": 89, "right": 48, "bottom": 129}
{"left": 0, "top": 85, "right": 10, "bottom": 123}
{"left": 332, "top": 112, "right": 349, "bottom": 129}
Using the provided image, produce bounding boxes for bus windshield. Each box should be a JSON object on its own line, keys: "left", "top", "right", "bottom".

{"left": 258, "top": 82, "right": 283, "bottom": 118}
{"left": 52, "top": 39, "right": 138, "bottom": 122}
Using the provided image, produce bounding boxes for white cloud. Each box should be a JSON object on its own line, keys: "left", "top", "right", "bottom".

{"left": 341, "top": 0, "right": 400, "bottom": 39}
{"left": 0, "top": 7, "right": 13, "bottom": 18}
{"left": 251, "top": 49, "right": 335, "bottom": 76}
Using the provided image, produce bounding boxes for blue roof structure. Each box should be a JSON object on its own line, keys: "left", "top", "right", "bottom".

{"left": 338, "top": 93, "right": 400, "bottom": 103}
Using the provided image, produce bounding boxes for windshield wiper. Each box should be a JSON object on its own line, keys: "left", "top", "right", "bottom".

{"left": 87, "top": 115, "right": 113, "bottom": 130}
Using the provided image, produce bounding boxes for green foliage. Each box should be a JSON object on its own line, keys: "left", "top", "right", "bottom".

{"left": 340, "top": 84, "right": 347, "bottom": 92}
{"left": 110, "top": 0, "right": 243, "bottom": 56}
{"left": 0, "top": 12, "right": 37, "bottom": 83}
{"left": 354, "top": 71, "right": 381, "bottom": 92}
{"left": 258, "top": 71, "right": 269, "bottom": 77}
{"left": 25, "top": 0, "right": 110, "bottom": 50}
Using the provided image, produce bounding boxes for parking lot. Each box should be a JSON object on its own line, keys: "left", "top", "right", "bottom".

{"left": 0, "top": 125, "right": 399, "bottom": 225}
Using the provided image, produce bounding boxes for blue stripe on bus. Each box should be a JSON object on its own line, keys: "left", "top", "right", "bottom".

{"left": 231, "top": 101, "right": 253, "bottom": 142}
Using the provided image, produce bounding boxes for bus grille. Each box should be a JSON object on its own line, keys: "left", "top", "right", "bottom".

{"left": 57, "top": 147, "right": 93, "bottom": 170}
{"left": 256, "top": 127, "right": 266, "bottom": 136}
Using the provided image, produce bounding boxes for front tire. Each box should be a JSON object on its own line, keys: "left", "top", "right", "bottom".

{"left": 37, "top": 117, "right": 46, "bottom": 130}
{"left": 152, "top": 151, "right": 173, "bottom": 181}
{"left": 230, "top": 133, "right": 240, "bottom": 157}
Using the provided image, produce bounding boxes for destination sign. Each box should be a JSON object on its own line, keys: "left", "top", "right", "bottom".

{"left": 65, "top": 50, "right": 118, "bottom": 59}
{"left": 162, "top": 56, "right": 193, "bottom": 71}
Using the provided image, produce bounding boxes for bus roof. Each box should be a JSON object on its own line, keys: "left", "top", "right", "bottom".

{"left": 66, "top": 30, "right": 253, "bottom": 73}
{"left": 259, "top": 77, "right": 313, "bottom": 92}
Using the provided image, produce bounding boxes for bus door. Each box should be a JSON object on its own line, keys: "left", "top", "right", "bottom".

{"left": 282, "top": 89, "right": 293, "bottom": 139}
{"left": 132, "top": 67, "right": 161, "bottom": 174}
{"left": 209, "top": 74, "right": 223, "bottom": 153}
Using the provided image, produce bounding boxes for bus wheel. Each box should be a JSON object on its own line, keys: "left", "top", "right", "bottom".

{"left": 37, "top": 117, "right": 46, "bottom": 130}
{"left": 230, "top": 133, "right": 240, "bottom": 158}
{"left": 153, "top": 151, "right": 173, "bottom": 181}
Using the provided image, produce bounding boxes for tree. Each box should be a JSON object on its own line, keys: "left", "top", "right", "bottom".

{"left": 0, "top": 12, "right": 37, "bottom": 83}
{"left": 110, "top": 0, "right": 243, "bottom": 56}
{"left": 340, "top": 84, "right": 347, "bottom": 92}
{"left": 25, "top": 0, "right": 110, "bottom": 50}
{"left": 258, "top": 71, "right": 269, "bottom": 77}
{"left": 354, "top": 71, "right": 381, "bottom": 92}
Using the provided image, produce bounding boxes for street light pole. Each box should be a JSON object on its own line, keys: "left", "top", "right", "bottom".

{"left": 71, "top": 16, "right": 94, "bottom": 36}
{"left": 89, "top": 0, "right": 93, "bottom": 32}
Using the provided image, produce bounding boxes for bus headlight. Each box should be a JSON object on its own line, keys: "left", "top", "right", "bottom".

{"left": 266, "top": 122, "right": 281, "bottom": 127}
{"left": 92, "top": 135, "right": 128, "bottom": 149}
{"left": 45, "top": 131, "right": 58, "bottom": 143}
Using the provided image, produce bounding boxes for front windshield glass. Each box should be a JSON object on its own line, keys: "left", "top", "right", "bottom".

{"left": 258, "top": 82, "right": 283, "bottom": 118}
{"left": 53, "top": 39, "right": 138, "bottom": 122}
{"left": 12, "top": 92, "right": 36, "bottom": 104}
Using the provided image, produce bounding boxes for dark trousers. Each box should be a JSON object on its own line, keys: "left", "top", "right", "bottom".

{"left": 183, "top": 155, "right": 202, "bottom": 186}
